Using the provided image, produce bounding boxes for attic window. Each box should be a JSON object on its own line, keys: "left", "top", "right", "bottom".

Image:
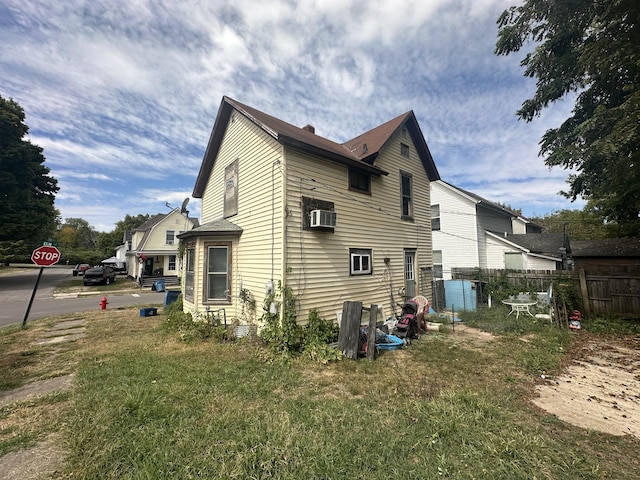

{"left": 400, "top": 143, "right": 410, "bottom": 157}
{"left": 349, "top": 169, "right": 371, "bottom": 194}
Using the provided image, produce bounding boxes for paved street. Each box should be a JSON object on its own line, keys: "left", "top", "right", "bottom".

{"left": 0, "top": 266, "right": 164, "bottom": 328}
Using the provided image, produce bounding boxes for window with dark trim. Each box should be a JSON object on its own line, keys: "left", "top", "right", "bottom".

{"left": 184, "top": 246, "right": 195, "bottom": 302}
{"left": 400, "top": 171, "right": 413, "bottom": 220}
{"left": 350, "top": 248, "right": 372, "bottom": 275}
{"left": 349, "top": 169, "right": 371, "bottom": 194}
{"left": 431, "top": 204, "right": 441, "bottom": 231}
{"left": 205, "top": 242, "right": 232, "bottom": 302}
{"left": 400, "top": 143, "right": 410, "bottom": 157}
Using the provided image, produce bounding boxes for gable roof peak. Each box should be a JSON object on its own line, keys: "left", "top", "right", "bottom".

{"left": 193, "top": 97, "right": 440, "bottom": 197}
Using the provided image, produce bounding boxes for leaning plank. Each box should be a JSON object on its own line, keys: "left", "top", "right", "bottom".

{"left": 338, "top": 301, "right": 362, "bottom": 360}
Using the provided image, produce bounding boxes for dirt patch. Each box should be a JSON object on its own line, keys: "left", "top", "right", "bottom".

{"left": 532, "top": 337, "right": 640, "bottom": 438}
{"left": 0, "top": 434, "right": 65, "bottom": 480}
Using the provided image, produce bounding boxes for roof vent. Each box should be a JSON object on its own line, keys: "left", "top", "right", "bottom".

{"left": 362, "top": 143, "right": 368, "bottom": 154}
{"left": 302, "top": 124, "right": 315, "bottom": 134}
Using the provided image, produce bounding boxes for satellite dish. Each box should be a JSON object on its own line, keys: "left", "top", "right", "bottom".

{"left": 180, "top": 198, "right": 190, "bottom": 214}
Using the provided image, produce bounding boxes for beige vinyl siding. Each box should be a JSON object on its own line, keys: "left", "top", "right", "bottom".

{"left": 145, "top": 211, "right": 192, "bottom": 251}
{"left": 197, "top": 112, "right": 284, "bottom": 320}
{"left": 284, "top": 129, "right": 433, "bottom": 321}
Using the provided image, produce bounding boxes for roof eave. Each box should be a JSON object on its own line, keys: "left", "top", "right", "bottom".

{"left": 281, "top": 136, "right": 388, "bottom": 176}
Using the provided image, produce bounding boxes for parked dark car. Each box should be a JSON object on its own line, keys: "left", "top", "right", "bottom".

{"left": 83, "top": 266, "right": 116, "bottom": 286}
{"left": 72, "top": 263, "right": 90, "bottom": 276}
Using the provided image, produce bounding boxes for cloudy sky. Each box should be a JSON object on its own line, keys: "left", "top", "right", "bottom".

{"left": 0, "top": 0, "right": 584, "bottom": 233}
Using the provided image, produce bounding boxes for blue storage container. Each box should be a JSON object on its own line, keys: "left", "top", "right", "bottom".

{"left": 444, "top": 280, "right": 476, "bottom": 312}
{"left": 164, "top": 289, "right": 180, "bottom": 307}
{"left": 154, "top": 279, "right": 165, "bottom": 292}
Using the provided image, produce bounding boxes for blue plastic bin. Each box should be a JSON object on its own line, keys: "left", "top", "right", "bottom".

{"left": 140, "top": 307, "right": 158, "bottom": 317}
{"left": 164, "top": 289, "right": 180, "bottom": 307}
{"left": 154, "top": 279, "right": 165, "bottom": 292}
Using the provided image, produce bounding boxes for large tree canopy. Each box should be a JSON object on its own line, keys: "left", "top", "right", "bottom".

{"left": 0, "top": 95, "right": 59, "bottom": 259}
{"left": 496, "top": 0, "right": 640, "bottom": 236}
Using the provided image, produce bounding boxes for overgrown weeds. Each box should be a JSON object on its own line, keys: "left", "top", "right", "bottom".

{"left": 258, "top": 282, "right": 340, "bottom": 363}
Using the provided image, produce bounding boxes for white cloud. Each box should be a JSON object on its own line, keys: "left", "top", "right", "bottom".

{"left": 0, "top": 0, "right": 583, "bottom": 232}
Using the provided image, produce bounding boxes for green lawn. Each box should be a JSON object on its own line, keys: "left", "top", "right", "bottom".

{"left": 1, "top": 308, "right": 639, "bottom": 479}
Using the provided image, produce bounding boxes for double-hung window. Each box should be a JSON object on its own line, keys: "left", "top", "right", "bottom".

{"left": 433, "top": 250, "right": 443, "bottom": 279}
{"left": 400, "top": 171, "right": 413, "bottom": 220}
{"left": 206, "top": 243, "right": 231, "bottom": 302}
{"left": 184, "top": 246, "right": 195, "bottom": 302}
{"left": 166, "top": 230, "right": 175, "bottom": 245}
{"left": 431, "top": 204, "right": 441, "bottom": 231}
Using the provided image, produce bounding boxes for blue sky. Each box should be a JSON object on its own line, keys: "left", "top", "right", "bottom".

{"left": 0, "top": 0, "right": 584, "bottom": 233}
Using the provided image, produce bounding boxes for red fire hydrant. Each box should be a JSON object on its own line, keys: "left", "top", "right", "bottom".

{"left": 100, "top": 296, "right": 108, "bottom": 311}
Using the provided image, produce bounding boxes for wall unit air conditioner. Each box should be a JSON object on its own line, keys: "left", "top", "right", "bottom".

{"left": 310, "top": 209, "right": 337, "bottom": 228}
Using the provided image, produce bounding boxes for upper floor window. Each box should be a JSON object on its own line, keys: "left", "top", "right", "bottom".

{"left": 400, "top": 143, "right": 410, "bottom": 157}
{"left": 349, "top": 169, "right": 371, "bottom": 194}
{"left": 400, "top": 171, "right": 413, "bottom": 220}
{"left": 431, "top": 204, "right": 441, "bottom": 231}
{"left": 166, "top": 230, "right": 175, "bottom": 245}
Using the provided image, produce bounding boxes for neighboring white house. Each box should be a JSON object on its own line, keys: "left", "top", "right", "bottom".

{"left": 126, "top": 209, "right": 198, "bottom": 280}
{"left": 431, "top": 180, "right": 544, "bottom": 279}
{"left": 485, "top": 232, "right": 566, "bottom": 271}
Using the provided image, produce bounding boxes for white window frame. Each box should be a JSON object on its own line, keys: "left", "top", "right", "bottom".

{"left": 433, "top": 250, "right": 443, "bottom": 279}
{"left": 350, "top": 248, "right": 372, "bottom": 276}
{"left": 205, "top": 243, "right": 231, "bottom": 302}
{"left": 165, "top": 230, "right": 175, "bottom": 245}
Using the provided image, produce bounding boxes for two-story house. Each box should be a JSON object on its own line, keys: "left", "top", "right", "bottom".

{"left": 127, "top": 208, "right": 198, "bottom": 281}
{"left": 178, "top": 96, "right": 440, "bottom": 323}
{"left": 431, "top": 180, "right": 545, "bottom": 279}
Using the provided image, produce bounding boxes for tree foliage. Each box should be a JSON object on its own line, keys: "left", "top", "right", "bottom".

{"left": 54, "top": 218, "right": 98, "bottom": 250}
{"left": 96, "top": 213, "right": 150, "bottom": 255}
{"left": 529, "top": 204, "right": 615, "bottom": 240}
{"left": 0, "top": 95, "right": 59, "bottom": 260}
{"left": 496, "top": 0, "right": 640, "bottom": 236}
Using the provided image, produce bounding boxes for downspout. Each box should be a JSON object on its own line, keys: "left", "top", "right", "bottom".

{"left": 279, "top": 150, "right": 287, "bottom": 300}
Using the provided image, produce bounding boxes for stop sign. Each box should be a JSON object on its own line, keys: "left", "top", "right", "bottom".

{"left": 31, "top": 245, "right": 61, "bottom": 266}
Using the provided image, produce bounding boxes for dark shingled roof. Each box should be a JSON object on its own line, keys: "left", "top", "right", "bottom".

{"left": 571, "top": 238, "right": 640, "bottom": 257}
{"left": 193, "top": 96, "right": 440, "bottom": 198}
{"left": 177, "top": 218, "right": 243, "bottom": 239}
{"left": 503, "top": 233, "right": 567, "bottom": 258}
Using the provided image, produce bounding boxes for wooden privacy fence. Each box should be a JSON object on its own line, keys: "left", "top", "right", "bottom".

{"left": 451, "top": 268, "right": 640, "bottom": 318}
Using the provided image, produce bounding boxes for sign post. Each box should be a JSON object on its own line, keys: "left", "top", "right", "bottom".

{"left": 23, "top": 245, "right": 61, "bottom": 327}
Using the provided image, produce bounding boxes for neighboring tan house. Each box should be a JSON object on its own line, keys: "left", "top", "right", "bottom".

{"left": 177, "top": 96, "right": 441, "bottom": 323}
{"left": 430, "top": 180, "right": 543, "bottom": 279}
{"left": 127, "top": 209, "right": 198, "bottom": 281}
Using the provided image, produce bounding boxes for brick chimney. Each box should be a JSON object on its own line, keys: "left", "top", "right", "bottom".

{"left": 302, "top": 124, "right": 315, "bottom": 134}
